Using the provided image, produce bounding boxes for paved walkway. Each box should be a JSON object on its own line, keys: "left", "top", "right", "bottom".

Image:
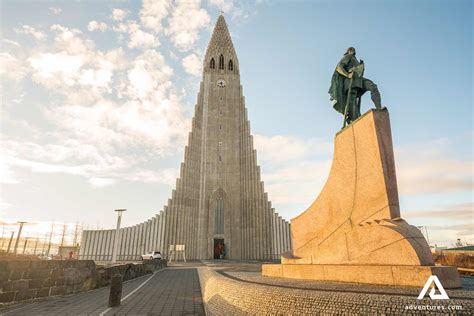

{"left": 1, "top": 260, "right": 473, "bottom": 315}
{"left": 0, "top": 266, "right": 204, "bottom": 316}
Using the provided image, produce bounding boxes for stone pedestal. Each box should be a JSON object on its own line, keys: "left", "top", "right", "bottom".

{"left": 262, "top": 109, "right": 461, "bottom": 288}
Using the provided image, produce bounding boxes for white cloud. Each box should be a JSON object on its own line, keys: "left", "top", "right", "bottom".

{"left": 123, "top": 168, "right": 179, "bottom": 186}
{"left": 49, "top": 7, "right": 62, "bottom": 15}
{"left": 166, "top": 0, "right": 210, "bottom": 51}
{"left": 28, "top": 26, "right": 125, "bottom": 96}
{"left": 127, "top": 50, "right": 173, "bottom": 99}
{"left": 182, "top": 53, "right": 202, "bottom": 76}
{"left": 405, "top": 203, "right": 473, "bottom": 220}
{"left": 0, "top": 53, "right": 28, "bottom": 81}
{"left": 29, "top": 52, "right": 84, "bottom": 87}
{"left": 2, "top": 39, "right": 20, "bottom": 47}
{"left": 140, "top": 0, "right": 171, "bottom": 32}
{"left": 50, "top": 24, "right": 92, "bottom": 54}
{"left": 88, "top": 177, "right": 116, "bottom": 188}
{"left": 112, "top": 8, "right": 127, "bottom": 21}
{"left": 252, "top": 134, "right": 332, "bottom": 209}
{"left": 254, "top": 134, "right": 332, "bottom": 164}
{"left": 264, "top": 160, "right": 331, "bottom": 206}
{"left": 87, "top": 21, "right": 108, "bottom": 32}
{"left": 113, "top": 21, "right": 160, "bottom": 49}
{"left": 14, "top": 25, "right": 46, "bottom": 40}
{"left": 128, "top": 28, "right": 159, "bottom": 49}
{"left": 1, "top": 138, "right": 132, "bottom": 181}
{"left": 395, "top": 140, "right": 473, "bottom": 195}
{"left": 0, "top": 162, "right": 19, "bottom": 184}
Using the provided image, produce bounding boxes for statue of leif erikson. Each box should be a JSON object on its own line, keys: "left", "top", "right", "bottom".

{"left": 329, "top": 47, "right": 386, "bottom": 127}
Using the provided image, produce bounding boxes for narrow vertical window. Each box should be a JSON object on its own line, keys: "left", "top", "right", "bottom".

{"left": 228, "top": 60, "right": 233, "bottom": 71}
{"left": 210, "top": 58, "right": 215, "bottom": 69}
{"left": 214, "top": 195, "right": 224, "bottom": 234}
{"left": 219, "top": 54, "right": 224, "bottom": 69}
{"left": 219, "top": 124, "right": 222, "bottom": 130}
{"left": 219, "top": 155, "right": 222, "bottom": 162}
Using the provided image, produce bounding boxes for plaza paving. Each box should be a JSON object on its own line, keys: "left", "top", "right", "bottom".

{"left": 0, "top": 264, "right": 205, "bottom": 316}
{"left": 0, "top": 260, "right": 473, "bottom": 315}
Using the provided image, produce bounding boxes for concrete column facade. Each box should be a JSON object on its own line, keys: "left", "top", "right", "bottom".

{"left": 159, "top": 211, "right": 166, "bottom": 254}
{"left": 118, "top": 228, "right": 125, "bottom": 261}
{"left": 96, "top": 231, "right": 103, "bottom": 261}
{"left": 274, "top": 213, "right": 278, "bottom": 259}
{"left": 90, "top": 231, "right": 97, "bottom": 260}
{"left": 104, "top": 230, "right": 110, "bottom": 260}
{"left": 162, "top": 206, "right": 169, "bottom": 257}
{"left": 79, "top": 231, "right": 87, "bottom": 259}
{"left": 138, "top": 223, "right": 144, "bottom": 257}
{"left": 151, "top": 216, "right": 157, "bottom": 252}
{"left": 127, "top": 227, "right": 132, "bottom": 260}
{"left": 155, "top": 214, "right": 161, "bottom": 252}
{"left": 130, "top": 225, "right": 138, "bottom": 260}
{"left": 131, "top": 225, "right": 137, "bottom": 260}
{"left": 83, "top": 231, "right": 91, "bottom": 259}
{"left": 144, "top": 220, "right": 150, "bottom": 253}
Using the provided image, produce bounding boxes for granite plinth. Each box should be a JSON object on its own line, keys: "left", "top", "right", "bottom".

{"left": 262, "top": 110, "right": 461, "bottom": 288}
{"left": 262, "top": 263, "right": 461, "bottom": 288}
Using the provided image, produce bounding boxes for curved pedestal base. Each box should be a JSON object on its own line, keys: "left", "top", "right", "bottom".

{"left": 262, "top": 264, "right": 461, "bottom": 288}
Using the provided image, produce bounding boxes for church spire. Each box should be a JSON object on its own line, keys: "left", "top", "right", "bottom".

{"left": 204, "top": 15, "right": 238, "bottom": 73}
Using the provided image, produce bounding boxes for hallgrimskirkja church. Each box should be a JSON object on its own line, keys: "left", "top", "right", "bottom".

{"left": 79, "top": 15, "right": 292, "bottom": 261}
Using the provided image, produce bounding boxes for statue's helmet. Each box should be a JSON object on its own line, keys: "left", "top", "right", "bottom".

{"left": 344, "top": 47, "right": 356, "bottom": 55}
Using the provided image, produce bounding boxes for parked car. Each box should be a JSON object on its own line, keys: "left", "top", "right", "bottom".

{"left": 141, "top": 251, "right": 162, "bottom": 260}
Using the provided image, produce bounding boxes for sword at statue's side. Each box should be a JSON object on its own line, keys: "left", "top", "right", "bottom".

{"left": 342, "top": 76, "right": 353, "bottom": 129}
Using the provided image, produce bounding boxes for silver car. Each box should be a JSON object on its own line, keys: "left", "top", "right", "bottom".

{"left": 141, "top": 251, "right": 162, "bottom": 260}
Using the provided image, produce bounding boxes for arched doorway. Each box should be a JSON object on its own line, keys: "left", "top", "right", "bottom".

{"left": 209, "top": 188, "right": 228, "bottom": 259}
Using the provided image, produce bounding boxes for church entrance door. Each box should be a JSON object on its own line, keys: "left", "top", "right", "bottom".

{"left": 213, "top": 238, "right": 225, "bottom": 259}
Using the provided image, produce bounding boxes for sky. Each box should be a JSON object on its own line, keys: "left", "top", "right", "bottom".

{"left": 0, "top": 0, "right": 472, "bottom": 247}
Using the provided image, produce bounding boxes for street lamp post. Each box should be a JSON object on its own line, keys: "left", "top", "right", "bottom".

{"left": 46, "top": 222, "right": 55, "bottom": 256}
{"left": 13, "top": 221, "right": 27, "bottom": 255}
{"left": 34, "top": 235, "right": 39, "bottom": 255}
{"left": 6, "top": 231, "right": 14, "bottom": 253}
{"left": 22, "top": 237, "right": 29, "bottom": 254}
{"left": 111, "top": 209, "right": 126, "bottom": 264}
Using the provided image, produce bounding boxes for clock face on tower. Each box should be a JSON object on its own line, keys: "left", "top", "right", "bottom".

{"left": 217, "top": 79, "right": 226, "bottom": 88}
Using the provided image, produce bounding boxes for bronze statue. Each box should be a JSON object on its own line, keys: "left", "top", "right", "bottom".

{"left": 329, "top": 47, "right": 384, "bottom": 127}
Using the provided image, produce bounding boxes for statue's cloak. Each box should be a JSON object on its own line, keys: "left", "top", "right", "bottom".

{"left": 329, "top": 71, "right": 347, "bottom": 114}
{"left": 329, "top": 54, "right": 361, "bottom": 114}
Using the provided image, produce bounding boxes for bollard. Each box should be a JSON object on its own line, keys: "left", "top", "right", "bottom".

{"left": 108, "top": 273, "right": 123, "bottom": 307}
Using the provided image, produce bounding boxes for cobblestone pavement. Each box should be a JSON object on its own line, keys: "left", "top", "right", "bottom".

{"left": 203, "top": 260, "right": 474, "bottom": 297}
{"left": 2, "top": 260, "right": 473, "bottom": 315}
{"left": 0, "top": 265, "right": 204, "bottom": 316}
{"left": 199, "top": 260, "right": 474, "bottom": 315}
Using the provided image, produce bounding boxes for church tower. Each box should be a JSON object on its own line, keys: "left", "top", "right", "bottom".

{"left": 79, "top": 15, "right": 292, "bottom": 261}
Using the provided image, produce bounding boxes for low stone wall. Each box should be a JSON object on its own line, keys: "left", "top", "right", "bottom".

{"left": 94, "top": 259, "right": 167, "bottom": 288}
{"left": 0, "top": 259, "right": 166, "bottom": 305}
